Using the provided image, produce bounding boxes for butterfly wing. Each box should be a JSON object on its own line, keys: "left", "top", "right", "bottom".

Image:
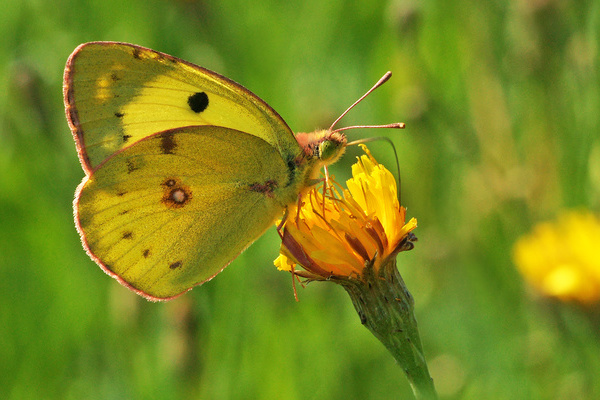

{"left": 64, "top": 41, "right": 299, "bottom": 173}
{"left": 75, "top": 125, "right": 290, "bottom": 300}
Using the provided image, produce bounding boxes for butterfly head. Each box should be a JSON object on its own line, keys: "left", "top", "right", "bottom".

{"left": 295, "top": 71, "right": 407, "bottom": 173}
{"left": 295, "top": 129, "right": 347, "bottom": 168}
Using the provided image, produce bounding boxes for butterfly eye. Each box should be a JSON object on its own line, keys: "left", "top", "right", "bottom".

{"left": 318, "top": 140, "right": 334, "bottom": 161}
{"left": 317, "top": 135, "right": 346, "bottom": 163}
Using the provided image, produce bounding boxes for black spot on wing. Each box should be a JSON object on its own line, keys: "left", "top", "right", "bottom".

{"left": 163, "top": 178, "right": 176, "bottom": 187}
{"left": 188, "top": 92, "right": 209, "bottom": 113}
{"left": 161, "top": 177, "right": 192, "bottom": 208}
{"left": 163, "top": 187, "right": 191, "bottom": 208}
{"left": 160, "top": 132, "right": 176, "bottom": 154}
{"left": 170, "top": 261, "right": 182, "bottom": 270}
{"left": 115, "top": 111, "right": 124, "bottom": 118}
{"left": 122, "top": 231, "right": 133, "bottom": 239}
{"left": 126, "top": 158, "right": 139, "bottom": 173}
{"left": 143, "top": 249, "right": 150, "bottom": 258}
{"left": 122, "top": 134, "right": 131, "bottom": 143}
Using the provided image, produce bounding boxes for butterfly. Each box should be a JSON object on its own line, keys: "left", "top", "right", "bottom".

{"left": 64, "top": 41, "right": 401, "bottom": 301}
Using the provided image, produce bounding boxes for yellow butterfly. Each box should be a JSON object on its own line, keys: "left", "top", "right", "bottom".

{"left": 64, "top": 41, "right": 401, "bottom": 300}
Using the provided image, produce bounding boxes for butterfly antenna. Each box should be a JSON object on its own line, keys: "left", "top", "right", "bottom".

{"left": 327, "top": 71, "right": 406, "bottom": 203}
{"left": 333, "top": 122, "right": 405, "bottom": 133}
{"left": 329, "top": 72, "right": 405, "bottom": 133}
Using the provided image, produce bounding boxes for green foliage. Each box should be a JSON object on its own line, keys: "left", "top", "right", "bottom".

{"left": 1, "top": 0, "right": 599, "bottom": 398}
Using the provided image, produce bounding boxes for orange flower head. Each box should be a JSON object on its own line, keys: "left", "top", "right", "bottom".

{"left": 274, "top": 145, "right": 417, "bottom": 280}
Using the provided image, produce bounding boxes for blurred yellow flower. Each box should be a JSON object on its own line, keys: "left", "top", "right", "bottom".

{"left": 274, "top": 145, "right": 417, "bottom": 280}
{"left": 513, "top": 210, "right": 600, "bottom": 304}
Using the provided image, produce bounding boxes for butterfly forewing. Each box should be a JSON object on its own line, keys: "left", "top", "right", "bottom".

{"left": 64, "top": 42, "right": 298, "bottom": 172}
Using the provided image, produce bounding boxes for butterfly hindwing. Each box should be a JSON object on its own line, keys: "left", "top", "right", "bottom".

{"left": 76, "top": 125, "right": 290, "bottom": 299}
{"left": 64, "top": 41, "right": 299, "bottom": 173}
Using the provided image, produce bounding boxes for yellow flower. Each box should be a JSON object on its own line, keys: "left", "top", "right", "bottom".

{"left": 513, "top": 210, "right": 600, "bottom": 304}
{"left": 274, "top": 145, "right": 417, "bottom": 280}
{"left": 273, "top": 146, "right": 436, "bottom": 397}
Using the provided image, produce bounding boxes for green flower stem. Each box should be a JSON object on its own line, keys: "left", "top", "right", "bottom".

{"left": 338, "top": 255, "right": 438, "bottom": 400}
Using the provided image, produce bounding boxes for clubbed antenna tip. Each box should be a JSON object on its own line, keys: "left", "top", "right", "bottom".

{"left": 329, "top": 72, "right": 404, "bottom": 135}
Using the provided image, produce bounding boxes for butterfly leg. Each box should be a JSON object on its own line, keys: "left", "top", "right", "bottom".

{"left": 290, "top": 264, "right": 300, "bottom": 302}
{"left": 276, "top": 208, "right": 289, "bottom": 239}
{"left": 322, "top": 165, "right": 330, "bottom": 218}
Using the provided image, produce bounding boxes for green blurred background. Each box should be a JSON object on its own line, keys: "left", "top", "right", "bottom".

{"left": 1, "top": 0, "right": 599, "bottom": 398}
